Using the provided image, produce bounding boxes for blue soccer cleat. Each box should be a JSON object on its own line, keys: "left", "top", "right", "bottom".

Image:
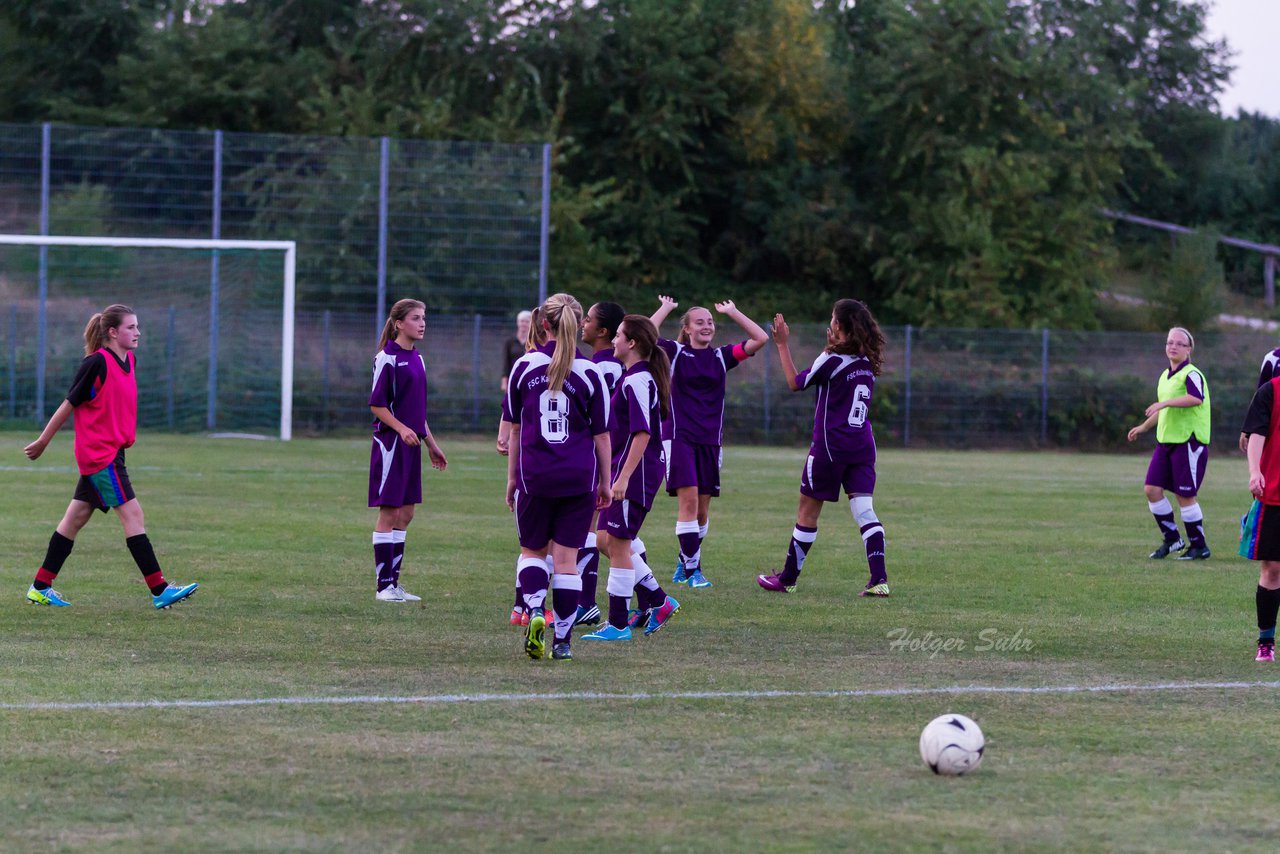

{"left": 645, "top": 595, "right": 680, "bottom": 636}
{"left": 153, "top": 582, "right": 198, "bottom": 610}
{"left": 672, "top": 557, "right": 688, "bottom": 585}
{"left": 582, "top": 624, "right": 633, "bottom": 641}
{"left": 26, "top": 585, "right": 71, "bottom": 607}
{"left": 686, "top": 570, "right": 712, "bottom": 589}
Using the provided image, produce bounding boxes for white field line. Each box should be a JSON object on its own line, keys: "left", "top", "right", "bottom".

{"left": 2, "top": 680, "right": 1279, "bottom": 713}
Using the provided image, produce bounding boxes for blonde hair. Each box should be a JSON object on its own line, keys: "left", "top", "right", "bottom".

{"left": 84, "top": 304, "right": 135, "bottom": 356}
{"left": 543, "top": 293, "right": 583, "bottom": 393}
{"left": 377, "top": 299, "right": 426, "bottom": 351}
{"left": 1169, "top": 326, "right": 1194, "bottom": 350}
{"left": 677, "top": 306, "right": 711, "bottom": 345}
{"left": 526, "top": 306, "right": 547, "bottom": 352}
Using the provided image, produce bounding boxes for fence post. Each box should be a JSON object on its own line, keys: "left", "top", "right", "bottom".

{"left": 1266, "top": 254, "right": 1276, "bottom": 310}
{"left": 377, "top": 136, "right": 390, "bottom": 336}
{"left": 1040, "top": 328, "right": 1049, "bottom": 446}
{"left": 36, "top": 122, "right": 50, "bottom": 422}
{"left": 207, "top": 129, "right": 223, "bottom": 430}
{"left": 538, "top": 143, "right": 551, "bottom": 305}
{"left": 322, "top": 310, "right": 332, "bottom": 432}
{"left": 903, "top": 324, "right": 913, "bottom": 448}
{"left": 166, "top": 306, "right": 176, "bottom": 429}
{"left": 471, "top": 314, "right": 483, "bottom": 432}
{"left": 7, "top": 304, "right": 16, "bottom": 418}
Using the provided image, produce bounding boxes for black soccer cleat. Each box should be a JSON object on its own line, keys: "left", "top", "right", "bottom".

{"left": 1175, "top": 546, "right": 1211, "bottom": 561}
{"left": 1149, "top": 538, "right": 1187, "bottom": 559}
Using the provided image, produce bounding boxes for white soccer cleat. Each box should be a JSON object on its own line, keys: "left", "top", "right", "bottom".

{"left": 393, "top": 586, "right": 421, "bottom": 602}
{"left": 375, "top": 587, "right": 405, "bottom": 602}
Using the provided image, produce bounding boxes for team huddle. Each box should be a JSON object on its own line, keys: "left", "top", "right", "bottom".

{"left": 368, "top": 292, "right": 893, "bottom": 661}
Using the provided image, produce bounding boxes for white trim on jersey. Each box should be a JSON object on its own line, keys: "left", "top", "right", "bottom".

{"left": 622, "top": 372, "right": 654, "bottom": 434}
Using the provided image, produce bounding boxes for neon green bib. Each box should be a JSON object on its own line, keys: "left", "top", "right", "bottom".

{"left": 1156, "top": 362, "right": 1210, "bottom": 444}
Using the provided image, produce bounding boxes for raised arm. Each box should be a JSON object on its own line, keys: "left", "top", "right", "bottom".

{"left": 715, "top": 300, "right": 769, "bottom": 355}
{"left": 772, "top": 314, "right": 801, "bottom": 391}
{"left": 650, "top": 295, "right": 679, "bottom": 330}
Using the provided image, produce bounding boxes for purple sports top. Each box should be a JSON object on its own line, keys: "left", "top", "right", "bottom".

{"left": 658, "top": 338, "right": 746, "bottom": 446}
{"left": 506, "top": 341, "right": 610, "bottom": 497}
{"left": 794, "top": 351, "right": 878, "bottom": 464}
{"left": 609, "top": 360, "right": 665, "bottom": 507}
{"left": 592, "top": 348, "right": 624, "bottom": 396}
{"left": 1257, "top": 348, "right": 1280, "bottom": 388}
{"left": 369, "top": 340, "right": 428, "bottom": 436}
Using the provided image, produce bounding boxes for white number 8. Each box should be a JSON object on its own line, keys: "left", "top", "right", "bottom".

{"left": 847, "top": 384, "right": 871, "bottom": 428}
{"left": 539, "top": 390, "right": 570, "bottom": 444}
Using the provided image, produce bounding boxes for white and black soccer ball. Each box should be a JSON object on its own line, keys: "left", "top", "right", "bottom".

{"left": 919, "top": 713, "right": 985, "bottom": 775}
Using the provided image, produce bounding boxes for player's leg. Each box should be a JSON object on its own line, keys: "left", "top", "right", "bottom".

{"left": 113, "top": 498, "right": 198, "bottom": 609}
{"left": 573, "top": 512, "right": 602, "bottom": 626}
{"left": 546, "top": 494, "right": 595, "bottom": 659}
{"left": 584, "top": 525, "right": 634, "bottom": 640}
{"left": 1144, "top": 445, "right": 1185, "bottom": 557}
{"left": 391, "top": 504, "right": 418, "bottom": 600}
{"left": 685, "top": 444, "right": 720, "bottom": 588}
{"left": 758, "top": 492, "right": 824, "bottom": 594}
{"left": 1257, "top": 559, "right": 1280, "bottom": 661}
{"left": 674, "top": 485, "right": 701, "bottom": 583}
{"left": 27, "top": 498, "right": 94, "bottom": 606}
{"left": 373, "top": 505, "right": 402, "bottom": 600}
{"left": 852, "top": 492, "right": 889, "bottom": 597}
{"left": 1172, "top": 440, "right": 1210, "bottom": 560}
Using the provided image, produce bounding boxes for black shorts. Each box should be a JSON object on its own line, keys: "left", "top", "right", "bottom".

{"left": 74, "top": 449, "right": 135, "bottom": 512}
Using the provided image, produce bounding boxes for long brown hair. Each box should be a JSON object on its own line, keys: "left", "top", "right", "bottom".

{"left": 84, "top": 304, "right": 135, "bottom": 356}
{"left": 543, "top": 293, "right": 583, "bottom": 393}
{"left": 377, "top": 298, "right": 426, "bottom": 351}
{"left": 827, "top": 298, "right": 885, "bottom": 375}
{"left": 526, "top": 306, "right": 547, "bottom": 352}
{"left": 620, "top": 315, "right": 672, "bottom": 421}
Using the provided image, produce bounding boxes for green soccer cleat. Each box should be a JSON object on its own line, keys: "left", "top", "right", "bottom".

{"left": 859, "top": 582, "right": 890, "bottom": 598}
{"left": 153, "top": 582, "right": 198, "bottom": 610}
{"left": 525, "top": 608, "right": 546, "bottom": 660}
{"left": 26, "top": 585, "right": 71, "bottom": 607}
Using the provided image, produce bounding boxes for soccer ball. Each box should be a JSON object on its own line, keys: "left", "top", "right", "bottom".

{"left": 919, "top": 713, "right": 985, "bottom": 775}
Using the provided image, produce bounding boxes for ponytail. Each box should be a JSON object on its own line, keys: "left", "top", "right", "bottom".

{"left": 620, "top": 315, "right": 671, "bottom": 421}
{"left": 543, "top": 293, "right": 583, "bottom": 393}
{"left": 84, "top": 304, "right": 135, "bottom": 356}
{"left": 526, "top": 306, "right": 547, "bottom": 352}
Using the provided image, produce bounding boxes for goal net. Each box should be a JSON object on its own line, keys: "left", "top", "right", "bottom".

{"left": 0, "top": 235, "right": 296, "bottom": 439}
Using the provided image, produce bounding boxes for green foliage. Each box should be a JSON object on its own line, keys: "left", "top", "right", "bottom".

{"left": 1141, "top": 231, "right": 1224, "bottom": 330}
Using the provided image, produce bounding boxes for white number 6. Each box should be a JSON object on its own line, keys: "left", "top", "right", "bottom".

{"left": 847, "top": 384, "right": 870, "bottom": 428}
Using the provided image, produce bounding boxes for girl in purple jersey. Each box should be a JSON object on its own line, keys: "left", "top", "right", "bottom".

{"left": 504, "top": 293, "right": 612, "bottom": 661}
{"left": 573, "top": 301, "right": 626, "bottom": 627}
{"left": 651, "top": 295, "right": 769, "bottom": 588}
{"left": 369, "top": 299, "right": 448, "bottom": 603}
{"left": 503, "top": 306, "right": 549, "bottom": 626}
{"left": 583, "top": 315, "right": 682, "bottom": 641}
{"left": 757, "top": 299, "right": 890, "bottom": 597}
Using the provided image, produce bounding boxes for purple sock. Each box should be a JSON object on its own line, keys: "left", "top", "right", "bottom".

{"left": 677, "top": 529, "right": 701, "bottom": 571}
{"left": 391, "top": 529, "right": 405, "bottom": 586}
{"left": 518, "top": 557, "right": 549, "bottom": 611}
{"left": 780, "top": 524, "right": 817, "bottom": 585}
{"left": 608, "top": 594, "right": 630, "bottom": 629}
{"left": 373, "top": 532, "right": 396, "bottom": 591}
{"left": 578, "top": 540, "right": 600, "bottom": 610}
{"left": 551, "top": 576, "right": 581, "bottom": 644}
{"left": 861, "top": 524, "right": 887, "bottom": 586}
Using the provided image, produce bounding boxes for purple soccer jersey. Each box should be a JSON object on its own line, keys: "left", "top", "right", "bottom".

{"left": 369, "top": 341, "right": 428, "bottom": 436}
{"left": 593, "top": 348, "right": 624, "bottom": 396}
{"left": 609, "top": 361, "right": 665, "bottom": 509}
{"left": 658, "top": 338, "right": 746, "bottom": 446}
{"left": 1258, "top": 348, "right": 1280, "bottom": 388}
{"left": 507, "top": 341, "right": 610, "bottom": 497}
{"left": 794, "top": 351, "right": 878, "bottom": 464}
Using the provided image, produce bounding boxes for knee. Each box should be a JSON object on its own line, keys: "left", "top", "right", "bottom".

{"left": 1263, "top": 563, "right": 1280, "bottom": 588}
{"left": 851, "top": 495, "right": 880, "bottom": 529}
{"left": 399, "top": 506, "right": 416, "bottom": 527}
{"left": 1143, "top": 486, "right": 1164, "bottom": 502}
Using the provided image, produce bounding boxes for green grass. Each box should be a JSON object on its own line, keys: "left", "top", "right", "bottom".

{"left": 1, "top": 434, "right": 1275, "bottom": 851}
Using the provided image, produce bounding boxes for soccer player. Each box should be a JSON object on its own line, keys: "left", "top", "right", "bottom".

{"left": 23, "top": 304, "right": 198, "bottom": 609}
{"left": 1126, "top": 326, "right": 1211, "bottom": 560}
{"left": 583, "top": 315, "right": 681, "bottom": 641}
{"left": 573, "top": 301, "right": 626, "bottom": 627}
{"left": 1238, "top": 344, "right": 1280, "bottom": 453}
{"left": 651, "top": 295, "right": 769, "bottom": 588}
{"left": 1240, "top": 374, "right": 1280, "bottom": 661}
{"left": 756, "top": 300, "right": 890, "bottom": 597}
{"left": 369, "top": 298, "right": 448, "bottom": 602}
{"left": 504, "top": 293, "right": 612, "bottom": 661}
{"left": 502, "top": 306, "right": 548, "bottom": 626}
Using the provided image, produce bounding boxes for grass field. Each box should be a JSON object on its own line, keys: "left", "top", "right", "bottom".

{"left": 2, "top": 432, "right": 1277, "bottom": 852}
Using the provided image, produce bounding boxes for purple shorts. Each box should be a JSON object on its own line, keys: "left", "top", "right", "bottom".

{"left": 666, "top": 438, "right": 721, "bottom": 497}
{"left": 800, "top": 454, "right": 877, "bottom": 503}
{"left": 369, "top": 433, "right": 422, "bottom": 507}
{"left": 1145, "top": 439, "right": 1208, "bottom": 498}
{"left": 514, "top": 490, "right": 596, "bottom": 551}
{"left": 599, "top": 498, "right": 650, "bottom": 541}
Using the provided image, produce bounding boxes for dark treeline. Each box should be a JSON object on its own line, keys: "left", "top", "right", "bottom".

{"left": 2, "top": 0, "right": 1277, "bottom": 326}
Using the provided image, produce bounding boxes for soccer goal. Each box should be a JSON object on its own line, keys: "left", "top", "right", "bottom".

{"left": 0, "top": 234, "right": 297, "bottom": 440}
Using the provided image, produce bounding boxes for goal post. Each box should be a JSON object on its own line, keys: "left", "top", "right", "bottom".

{"left": 0, "top": 234, "right": 297, "bottom": 440}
